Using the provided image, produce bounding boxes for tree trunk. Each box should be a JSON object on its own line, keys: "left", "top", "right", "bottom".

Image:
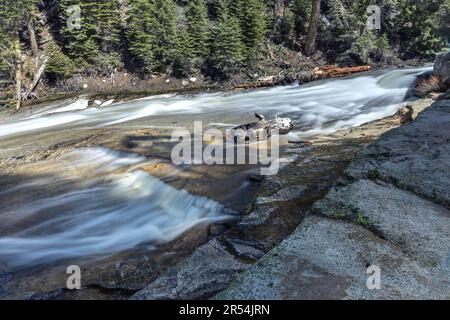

{"left": 305, "top": 0, "right": 321, "bottom": 56}
{"left": 339, "top": 1, "right": 349, "bottom": 29}
{"left": 15, "top": 38, "right": 22, "bottom": 110}
{"left": 23, "top": 55, "right": 50, "bottom": 101}
{"left": 28, "top": 16, "right": 40, "bottom": 59}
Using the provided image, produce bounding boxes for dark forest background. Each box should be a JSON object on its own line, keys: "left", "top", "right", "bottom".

{"left": 0, "top": 0, "right": 449, "bottom": 100}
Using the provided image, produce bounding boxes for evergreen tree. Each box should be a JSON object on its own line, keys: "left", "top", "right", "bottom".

{"left": 0, "top": 0, "right": 19, "bottom": 84}
{"left": 269, "top": 1, "right": 296, "bottom": 48}
{"left": 153, "top": 0, "right": 178, "bottom": 70}
{"left": 44, "top": 41, "right": 78, "bottom": 82}
{"left": 127, "top": 0, "right": 177, "bottom": 75}
{"left": 172, "top": 30, "right": 192, "bottom": 78}
{"left": 388, "top": 0, "right": 447, "bottom": 58}
{"left": 0, "top": 0, "right": 37, "bottom": 107}
{"left": 227, "top": 0, "right": 245, "bottom": 23}
{"left": 305, "top": 0, "right": 321, "bottom": 56}
{"left": 59, "top": 0, "right": 121, "bottom": 72}
{"left": 292, "top": 0, "right": 311, "bottom": 48}
{"left": 241, "top": 0, "right": 267, "bottom": 61}
{"left": 126, "top": 0, "right": 158, "bottom": 74}
{"left": 206, "top": 0, "right": 243, "bottom": 79}
{"left": 185, "top": 0, "right": 210, "bottom": 59}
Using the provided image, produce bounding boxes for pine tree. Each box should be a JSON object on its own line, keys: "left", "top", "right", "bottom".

{"left": 206, "top": 0, "right": 243, "bottom": 79}
{"left": 44, "top": 41, "right": 77, "bottom": 82}
{"left": 327, "top": 0, "right": 346, "bottom": 30}
{"left": 172, "top": 30, "right": 192, "bottom": 78}
{"left": 270, "top": 1, "right": 296, "bottom": 48}
{"left": 292, "top": 0, "right": 311, "bottom": 50}
{"left": 305, "top": 0, "right": 321, "bottom": 56}
{"left": 153, "top": 0, "right": 178, "bottom": 70}
{"left": 59, "top": 0, "right": 121, "bottom": 72}
{"left": 241, "top": 0, "right": 267, "bottom": 62}
{"left": 126, "top": 0, "right": 158, "bottom": 74}
{"left": 0, "top": 0, "right": 19, "bottom": 84}
{"left": 227, "top": 0, "right": 244, "bottom": 22}
{"left": 127, "top": 0, "right": 177, "bottom": 74}
{"left": 0, "top": 0, "right": 37, "bottom": 108}
{"left": 185, "top": 0, "right": 210, "bottom": 59}
{"left": 388, "top": 0, "right": 447, "bottom": 58}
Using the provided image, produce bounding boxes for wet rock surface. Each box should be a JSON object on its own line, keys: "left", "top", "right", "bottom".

{"left": 343, "top": 99, "right": 450, "bottom": 208}
{"left": 0, "top": 125, "right": 258, "bottom": 299}
{"left": 131, "top": 239, "right": 250, "bottom": 300}
{"left": 215, "top": 216, "right": 449, "bottom": 300}
{"left": 217, "top": 99, "right": 450, "bottom": 300}
{"left": 132, "top": 101, "right": 431, "bottom": 300}
{"left": 0, "top": 86, "right": 440, "bottom": 300}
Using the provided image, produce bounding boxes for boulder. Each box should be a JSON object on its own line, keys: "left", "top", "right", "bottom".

{"left": 130, "top": 239, "right": 251, "bottom": 300}
{"left": 434, "top": 52, "right": 450, "bottom": 85}
{"left": 313, "top": 179, "right": 450, "bottom": 267}
{"left": 344, "top": 99, "right": 450, "bottom": 208}
{"left": 215, "top": 215, "right": 450, "bottom": 300}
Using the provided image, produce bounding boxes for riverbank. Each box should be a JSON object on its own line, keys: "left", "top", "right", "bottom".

{"left": 0, "top": 58, "right": 430, "bottom": 116}
{"left": 214, "top": 97, "right": 450, "bottom": 300}
{"left": 132, "top": 98, "right": 439, "bottom": 300}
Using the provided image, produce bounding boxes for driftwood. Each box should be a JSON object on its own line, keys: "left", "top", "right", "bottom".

{"left": 229, "top": 113, "right": 294, "bottom": 143}
{"left": 234, "top": 65, "right": 371, "bottom": 91}
{"left": 314, "top": 65, "right": 372, "bottom": 79}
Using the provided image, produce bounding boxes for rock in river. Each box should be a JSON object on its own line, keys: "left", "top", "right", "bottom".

{"left": 434, "top": 52, "right": 450, "bottom": 85}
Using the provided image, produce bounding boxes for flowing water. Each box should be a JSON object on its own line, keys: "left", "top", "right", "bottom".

{"left": 0, "top": 67, "right": 430, "bottom": 271}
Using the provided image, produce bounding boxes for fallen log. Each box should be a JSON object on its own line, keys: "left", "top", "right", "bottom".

{"left": 23, "top": 54, "right": 50, "bottom": 101}
{"left": 233, "top": 65, "right": 371, "bottom": 91}
{"left": 314, "top": 65, "right": 371, "bottom": 79}
{"left": 229, "top": 113, "right": 294, "bottom": 143}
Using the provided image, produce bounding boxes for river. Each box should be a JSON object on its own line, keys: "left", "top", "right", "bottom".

{"left": 0, "top": 67, "right": 429, "bottom": 274}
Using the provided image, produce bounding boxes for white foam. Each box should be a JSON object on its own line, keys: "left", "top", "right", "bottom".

{"left": 0, "top": 148, "right": 235, "bottom": 269}
{"left": 0, "top": 68, "right": 430, "bottom": 140}
{"left": 50, "top": 98, "right": 89, "bottom": 113}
